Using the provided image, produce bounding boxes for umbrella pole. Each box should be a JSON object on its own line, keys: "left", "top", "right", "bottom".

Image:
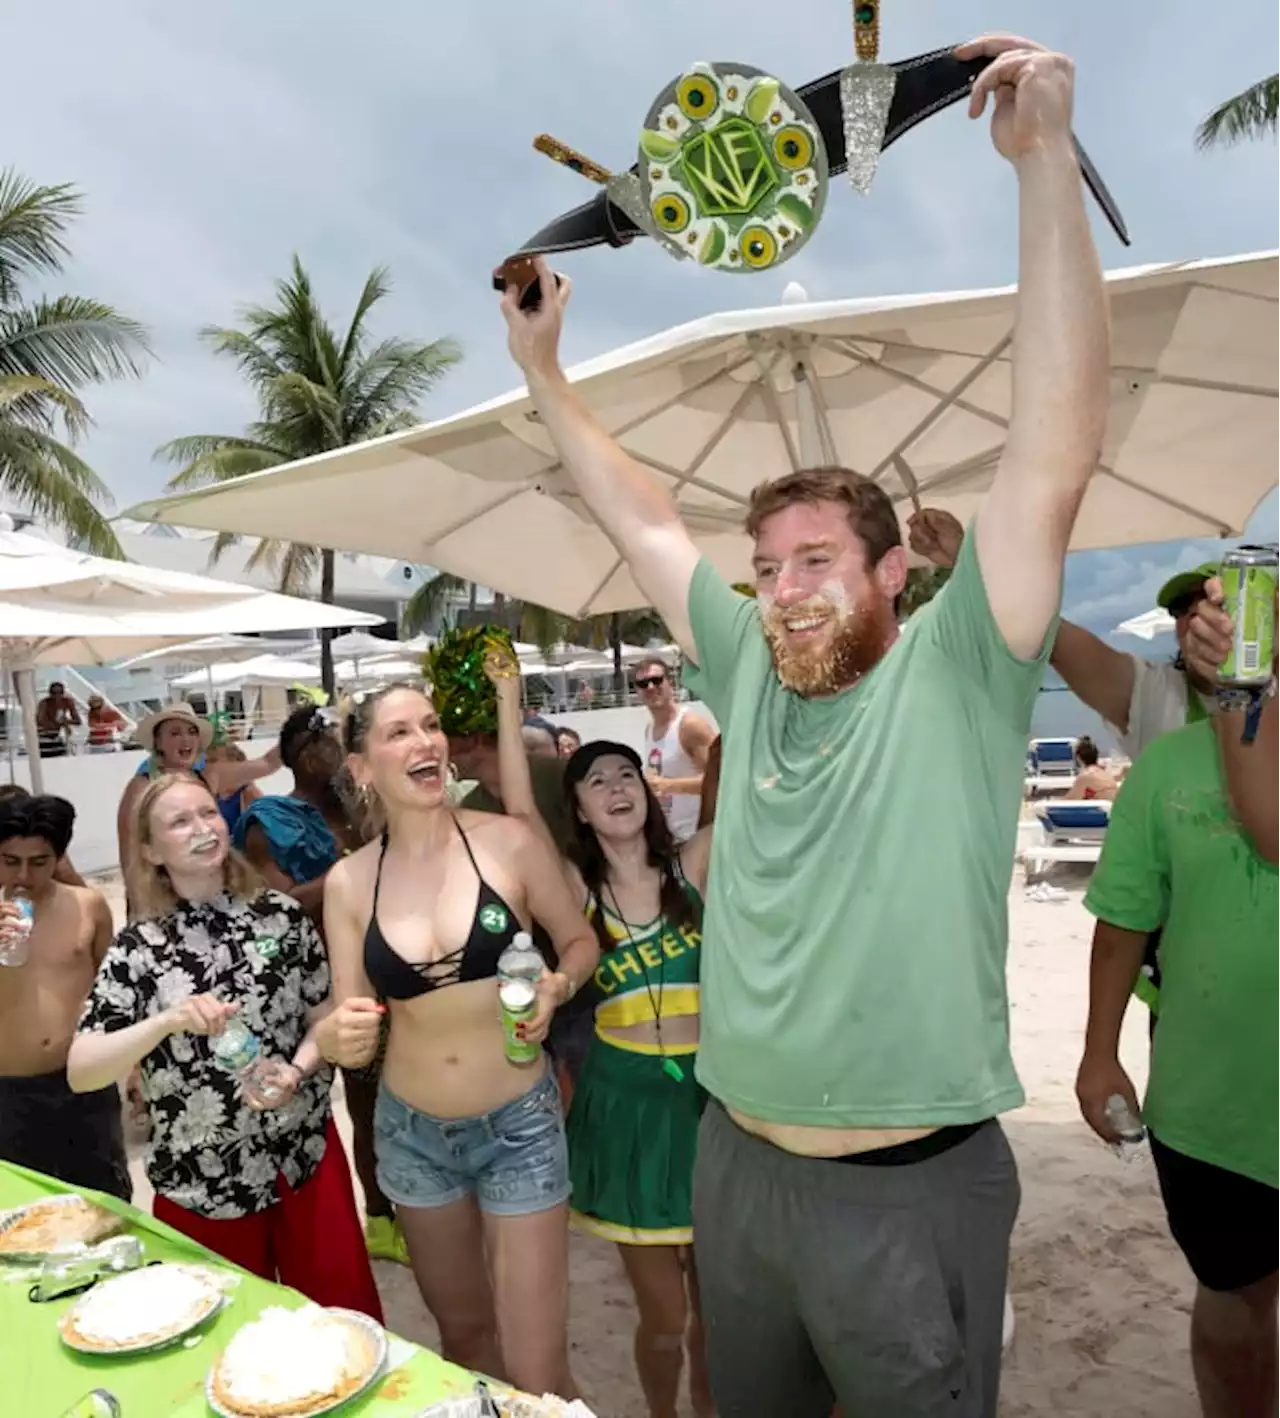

{"left": 206, "top": 664, "right": 215, "bottom": 715}
{"left": 796, "top": 349, "right": 924, "bottom": 518}
{"left": 2, "top": 652, "right": 14, "bottom": 785}
{"left": 14, "top": 667, "right": 45, "bottom": 794}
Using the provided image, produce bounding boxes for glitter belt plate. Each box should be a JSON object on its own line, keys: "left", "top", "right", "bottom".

{"left": 498, "top": 46, "right": 1130, "bottom": 265}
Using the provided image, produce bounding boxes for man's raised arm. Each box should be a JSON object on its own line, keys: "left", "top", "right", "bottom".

{"left": 500, "top": 262, "right": 701, "bottom": 660}
{"left": 962, "top": 35, "right": 1110, "bottom": 660}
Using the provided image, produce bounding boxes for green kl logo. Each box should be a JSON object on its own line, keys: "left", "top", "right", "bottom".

{"left": 478, "top": 904, "right": 509, "bottom": 935}
{"left": 683, "top": 118, "right": 778, "bottom": 216}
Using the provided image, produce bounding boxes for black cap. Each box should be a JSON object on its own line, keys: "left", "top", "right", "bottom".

{"left": 564, "top": 739, "right": 643, "bottom": 791}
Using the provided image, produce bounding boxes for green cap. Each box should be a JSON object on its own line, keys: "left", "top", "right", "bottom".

{"left": 1156, "top": 562, "right": 1218, "bottom": 611}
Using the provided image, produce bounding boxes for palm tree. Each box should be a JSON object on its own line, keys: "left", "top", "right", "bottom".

{"left": 402, "top": 569, "right": 471, "bottom": 637}
{"left": 1196, "top": 75, "right": 1278, "bottom": 148}
{"left": 898, "top": 565, "right": 951, "bottom": 617}
{"left": 158, "top": 257, "right": 461, "bottom": 696}
{"left": 0, "top": 169, "right": 149, "bottom": 555}
{"left": 406, "top": 577, "right": 668, "bottom": 700}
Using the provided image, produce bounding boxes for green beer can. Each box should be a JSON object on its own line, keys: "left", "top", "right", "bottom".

{"left": 1220, "top": 545, "right": 1278, "bottom": 687}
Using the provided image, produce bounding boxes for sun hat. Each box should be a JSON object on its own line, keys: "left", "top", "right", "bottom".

{"left": 134, "top": 702, "right": 213, "bottom": 752}
{"left": 1156, "top": 562, "right": 1218, "bottom": 612}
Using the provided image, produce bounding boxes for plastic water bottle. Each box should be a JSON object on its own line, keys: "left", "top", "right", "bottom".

{"left": 497, "top": 932, "right": 544, "bottom": 1066}
{"left": 1105, "top": 1094, "right": 1145, "bottom": 1163}
{"left": 0, "top": 887, "right": 33, "bottom": 967}
{"left": 210, "top": 1017, "right": 285, "bottom": 1107}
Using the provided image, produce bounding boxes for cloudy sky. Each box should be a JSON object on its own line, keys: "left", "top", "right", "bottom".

{"left": 7, "top": 0, "right": 1277, "bottom": 643}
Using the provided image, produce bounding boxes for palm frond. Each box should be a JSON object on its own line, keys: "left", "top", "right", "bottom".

{"left": 343, "top": 336, "right": 463, "bottom": 437}
{"left": 155, "top": 434, "right": 289, "bottom": 491}
{"left": 0, "top": 296, "right": 150, "bottom": 387}
{"left": 0, "top": 371, "right": 89, "bottom": 437}
{"left": 364, "top": 409, "right": 422, "bottom": 440}
{"left": 260, "top": 371, "right": 344, "bottom": 447}
{"left": 0, "top": 423, "right": 120, "bottom": 555}
{"left": 1196, "top": 74, "right": 1279, "bottom": 148}
{"left": 197, "top": 326, "right": 289, "bottom": 395}
{"left": 199, "top": 529, "right": 318, "bottom": 597}
{"left": 259, "top": 539, "right": 320, "bottom": 596}
{"left": 338, "top": 265, "right": 392, "bottom": 373}
{"left": 403, "top": 571, "right": 468, "bottom": 635}
{"left": 0, "top": 170, "right": 80, "bottom": 304}
{"left": 519, "top": 603, "right": 582, "bottom": 656}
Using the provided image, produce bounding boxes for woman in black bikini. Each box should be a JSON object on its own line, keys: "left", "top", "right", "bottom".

{"left": 317, "top": 684, "right": 598, "bottom": 1398}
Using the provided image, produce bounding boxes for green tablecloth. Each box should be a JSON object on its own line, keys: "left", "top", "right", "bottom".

{"left": 1, "top": 1162, "right": 477, "bottom": 1418}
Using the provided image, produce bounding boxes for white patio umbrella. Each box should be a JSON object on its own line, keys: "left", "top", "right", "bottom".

{"left": 116, "top": 633, "right": 315, "bottom": 705}
{"left": 0, "top": 517, "right": 382, "bottom": 790}
{"left": 317, "top": 630, "right": 406, "bottom": 660}
{"left": 117, "top": 633, "right": 316, "bottom": 670}
{"left": 123, "top": 253, "right": 1277, "bottom": 619}
{"left": 334, "top": 656, "right": 421, "bottom": 684}
{"left": 170, "top": 654, "right": 322, "bottom": 693}
{"left": 300, "top": 629, "right": 431, "bottom": 683}
{"left": 1115, "top": 607, "right": 1176, "bottom": 640}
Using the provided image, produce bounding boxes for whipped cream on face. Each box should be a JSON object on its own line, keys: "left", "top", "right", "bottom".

{"left": 218, "top": 1306, "right": 364, "bottom": 1404}
{"left": 73, "top": 1264, "right": 216, "bottom": 1343}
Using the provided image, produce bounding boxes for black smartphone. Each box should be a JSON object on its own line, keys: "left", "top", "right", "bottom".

{"left": 492, "top": 258, "right": 561, "bottom": 312}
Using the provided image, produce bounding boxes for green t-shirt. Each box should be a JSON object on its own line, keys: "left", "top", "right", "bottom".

{"left": 1084, "top": 721, "right": 1278, "bottom": 1188}
{"left": 684, "top": 532, "right": 1048, "bottom": 1127}
{"left": 461, "top": 753, "right": 576, "bottom": 856}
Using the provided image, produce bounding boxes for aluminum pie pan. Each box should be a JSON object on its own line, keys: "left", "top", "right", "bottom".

{"left": 0, "top": 1194, "right": 125, "bottom": 1264}
{"left": 206, "top": 1307, "right": 390, "bottom": 1418}
{"left": 58, "top": 1264, "right": 227, "bottom": 1356}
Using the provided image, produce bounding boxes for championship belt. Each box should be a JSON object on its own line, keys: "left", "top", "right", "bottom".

{"left": 498, "top": 45, "right": 1129, "bottom": 273}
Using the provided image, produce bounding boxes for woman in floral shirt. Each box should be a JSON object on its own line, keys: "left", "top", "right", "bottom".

{"left": 68, "top": 773, "right": 381, "bottom": 1320}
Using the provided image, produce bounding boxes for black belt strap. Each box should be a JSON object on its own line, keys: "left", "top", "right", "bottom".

{"left": 501, "top": 46, "right": 1130, "bottom": 264}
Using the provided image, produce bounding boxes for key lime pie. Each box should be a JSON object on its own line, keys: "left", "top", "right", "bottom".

{"left": 208, "top": 1305, "right": 384, "bottom": 1417}
{"left": 59, "top": 1263, "right": 223, "bottom": 1352}
{"left": 0, "top": 1195, "right": 122, "bottom": 1258}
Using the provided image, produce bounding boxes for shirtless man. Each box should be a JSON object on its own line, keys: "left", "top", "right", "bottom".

{"left": 500, "top": 34, "right": 1107, "bottom": 1416}
{"left": 0, "top": 793, "right": 130, "bottom": 1199}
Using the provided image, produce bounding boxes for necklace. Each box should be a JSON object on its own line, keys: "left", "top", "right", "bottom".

{"left": 602, "top": 881, "right": 685, "bottom": 1084}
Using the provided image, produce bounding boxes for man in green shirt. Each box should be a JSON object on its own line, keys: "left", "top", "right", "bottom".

{"left": 1078, "top": 663, "right": 1277, "bottom": 1418}
{"left": 455, "top": 734, "right": 576, "bottom": 853}
{"left": 498, "top": 34, "right": 1108, "bottom": 1417}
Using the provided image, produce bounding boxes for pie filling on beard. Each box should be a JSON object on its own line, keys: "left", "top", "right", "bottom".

{"left": 0, "top": 1196, "right": 122, "bottom": 1255}
{"left": 210, "top": 1305, "right": 382, "bottom": 1417}
{"left": 59, "top": 1263, "right": 222, "bottom": 1350}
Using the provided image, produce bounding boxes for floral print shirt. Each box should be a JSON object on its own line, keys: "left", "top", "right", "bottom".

{"left": 79, "top": 890, "right": 333, "bottom": 1219}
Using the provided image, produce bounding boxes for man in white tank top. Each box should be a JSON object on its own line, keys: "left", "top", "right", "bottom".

{"left": 635, "top": 656, "right": 716, "bottom": 843}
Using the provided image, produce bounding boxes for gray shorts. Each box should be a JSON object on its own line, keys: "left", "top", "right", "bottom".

{"left": 692, "top": 1102, "right": 1019, "bottom": 1418}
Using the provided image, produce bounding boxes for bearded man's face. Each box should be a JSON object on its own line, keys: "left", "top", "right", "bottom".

{"left": 752, "top": 501, "right": 906, "bottom": 696}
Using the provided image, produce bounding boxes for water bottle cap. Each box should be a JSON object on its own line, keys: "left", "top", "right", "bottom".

{"left": 512, "top": 931, "right": 533, "bottom": 950}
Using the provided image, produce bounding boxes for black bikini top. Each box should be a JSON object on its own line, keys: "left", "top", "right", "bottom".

{"left": 363, "top": 816, "right": 524, "bottom": 1000}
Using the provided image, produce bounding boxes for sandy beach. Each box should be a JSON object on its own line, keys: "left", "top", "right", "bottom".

{"left": 102, "top": 867, "right": 1198, "bottom": 1416}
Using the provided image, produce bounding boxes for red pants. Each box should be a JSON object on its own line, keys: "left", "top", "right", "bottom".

{"left": 153, "top": 1119, "right": 383, "bottom": 1322}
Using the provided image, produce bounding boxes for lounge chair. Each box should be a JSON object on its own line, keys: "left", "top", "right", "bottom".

{"left": 1020, "top": 801, "right": 1109, "bottom": 880}
{"left": 1024, "top": 738, "right": 1077, "bottom": 798}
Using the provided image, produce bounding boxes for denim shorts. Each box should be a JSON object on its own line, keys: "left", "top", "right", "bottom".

{"left": 374, "top": 1070, "right": 570, "bottom": 1217}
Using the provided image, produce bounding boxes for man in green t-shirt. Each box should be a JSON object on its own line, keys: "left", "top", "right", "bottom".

{"left": 498, "top": 34, "right": 1108, "bottom": 1417}
{"left": 454, "top": 732, "right": 576, "bottom": 853}
{"left": 1078, "top": 666, "right": 1277, "bottom": 1418}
